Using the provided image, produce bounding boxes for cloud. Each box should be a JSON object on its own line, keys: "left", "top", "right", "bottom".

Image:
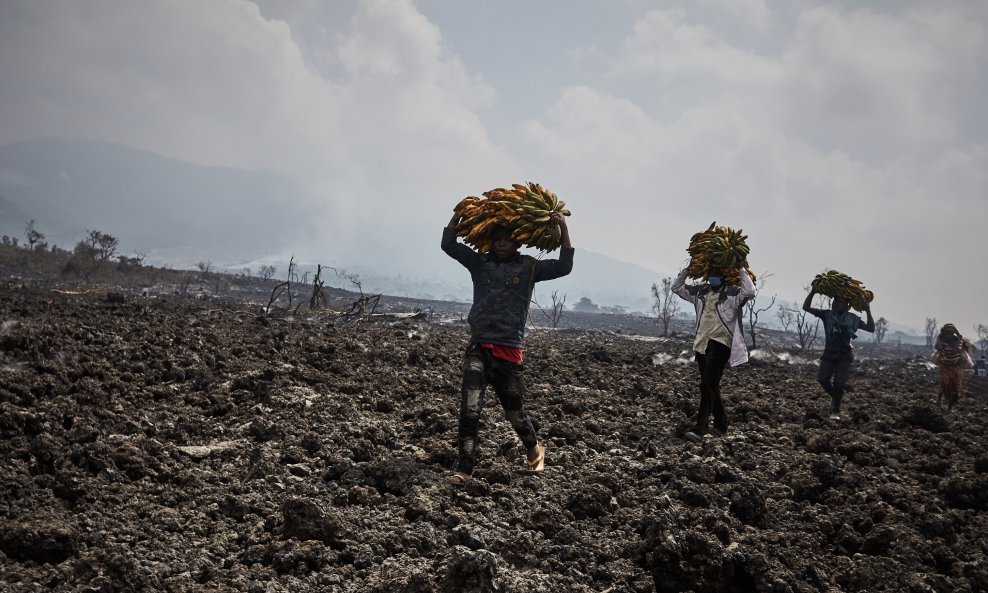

{"left": 0, "top": 0, "right": 524, "bottom": 264}
{"left": 1, "top": 0, "right": 985, "bottom": 330}
{"left": 1, "top": 1, "right": 339, "bottom": 172}
{"left": 605, "top": 9, "right": 779, "bottom": 110}
{"left": 695, "top": 0, "right": 774, "bottom": 30}
{"left": 524, "top": 3, "right": 988, "bottom": 329}
{"left": 0, "top": 169, "right": 34, "bottom": 187}
{"left": 780, "top": 6, "right": 958, "bottom": 160}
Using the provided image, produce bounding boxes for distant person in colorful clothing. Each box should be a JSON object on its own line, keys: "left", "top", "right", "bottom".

{"left": 672, "top": 260, "right": 756, "bottom": 442}
{"left": 441, "top": 212, "right": 573, "bottom": 484}
{"left": 932, "top": 323, "right": 976, "bottom": 412}
{"left": 803, "top": 289, "right": 875, "bottom": 420}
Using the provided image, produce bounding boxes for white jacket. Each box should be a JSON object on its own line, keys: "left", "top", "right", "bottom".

{"left": 672, "top": 267, "right": 756, "bottom": 367}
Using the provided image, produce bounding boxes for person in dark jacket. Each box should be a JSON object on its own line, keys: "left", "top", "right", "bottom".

{"left": 802, "top": 289, "right": 875, "bottom": 420}
{"left": 672, "top": 261, "right": 756, "bottom": 442}
{"left": 975, "top": 354, "right": 987, "bottom": 378}
{"left": 441, "top": 212, "right": 573, "bottom": 484}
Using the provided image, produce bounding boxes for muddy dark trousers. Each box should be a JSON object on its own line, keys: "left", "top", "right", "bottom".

{"left": 694, "top": 340, "right": 731, "bottom": 434}
{"left": 818, "top": 351, "right": 852, "bottom": 413}
{"left": 456, "top": 343, "right": 538, "bottom": 475}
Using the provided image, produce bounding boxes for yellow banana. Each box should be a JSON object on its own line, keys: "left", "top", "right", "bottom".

{"left": 451, "top": 181, "right": 572, "bottom": 251}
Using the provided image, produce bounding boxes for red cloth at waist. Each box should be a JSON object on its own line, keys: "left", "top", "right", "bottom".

{"left": 480, "top": 343, "right": 524, "bottom": 364}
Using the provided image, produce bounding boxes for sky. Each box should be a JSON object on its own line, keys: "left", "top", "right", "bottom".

{"left": 0, "top": 0, "right": 986, "bottom": 334}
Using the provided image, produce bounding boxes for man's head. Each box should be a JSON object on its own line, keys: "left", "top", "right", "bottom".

{"left": 832, "top": 297, "right": 850, "bottom": 314}
{"left": 489, "top": 224, "right": 520, "bottom": 260}
{"left": 939, "top": 323, "right": 960, "bottom": 343}
{"left": 706, "top": 268, "right": 724, "bottom": 291}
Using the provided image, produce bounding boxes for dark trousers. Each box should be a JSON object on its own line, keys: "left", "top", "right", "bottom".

{"left": 694, "top": 340, "right": 731, "bottom": 434}
{"left": 456, "top": 344, "right": 538, "bottom": 475}
{"left": 818, "top": 351, "right": 853, "bottom": 409}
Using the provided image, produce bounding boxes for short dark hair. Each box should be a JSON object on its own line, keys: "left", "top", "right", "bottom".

{"left": 940, "top": 323, "right": 960, "bottom": 341}
{"left": 489, "top": 224, "right": 514, "bottom": 242}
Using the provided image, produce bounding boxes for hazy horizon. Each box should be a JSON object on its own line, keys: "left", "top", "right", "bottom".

{"left": 1, "top": 1, "right": 986, "bottom": 334}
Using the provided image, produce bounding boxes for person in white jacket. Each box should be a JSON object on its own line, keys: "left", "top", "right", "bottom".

{"left": 672, "top": 259, "right": 756, "bottom": 442}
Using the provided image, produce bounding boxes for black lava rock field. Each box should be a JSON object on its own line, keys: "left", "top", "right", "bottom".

{"left": 1, "top": 285, "right": 986, "bottom": 592}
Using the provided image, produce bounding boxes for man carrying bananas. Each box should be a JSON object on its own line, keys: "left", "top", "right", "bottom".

{"left": 441, "top": 211, "right": 573, "bottom": 484}
{"left": 672, "top": 259, "right": 756, "bottom": 442}
{"left": 802, "top": 290, "right": 875, "bottom": 420}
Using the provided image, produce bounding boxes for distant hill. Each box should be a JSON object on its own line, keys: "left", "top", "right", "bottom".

{"left": 0, "top": 137, "right": 311, "bottom": 258}
{"left": 0, "top": 137, "right": 931, "bottom": 340}
{"left": 0, "top": 137, "right": 673, "bottom": 311}
{"left": 885, "top": 329, "right": 928, "bottom": 347}
{"left": 337, "top": 248, "right": 669, "bottom": 313}
{"left": 0, "top": 194, "right": 30, "bottom": 239}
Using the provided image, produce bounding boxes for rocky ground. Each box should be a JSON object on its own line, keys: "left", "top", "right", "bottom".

{"left": 1, "top": 283, "right": 987, "bottom": 593}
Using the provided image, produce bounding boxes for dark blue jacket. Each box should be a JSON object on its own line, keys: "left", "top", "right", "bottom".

{"left": 442, "top": 226, "right": 574, "bottom": 348}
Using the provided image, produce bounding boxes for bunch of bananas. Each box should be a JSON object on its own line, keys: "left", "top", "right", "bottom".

{"left": 453, "top": 182, "right": 571, "bottom": 253}
{"left": 685, "top": 221, "right": 756, "bottom": 285}
{"left": 811, "top": 270, "right": 874, "bottom": 311}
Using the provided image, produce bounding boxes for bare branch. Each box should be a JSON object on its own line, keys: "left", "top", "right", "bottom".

{"left": 780, "top": 302, "right": 820, "bottom": 350}
{"left": 533, "top": 291, "right": 566, "bottom": 328}
{"left": 925, "top": 317, "right": 938, "bottom": 352}
{"left": 975, "top": 324, "right": 988, "bottom": 353}
{"left": 874, "top": 317, "right": 889, "bottom": 344}
{"left": 258, "top": 264, "right": 277, "bottom": 281}
{"left": 651, "top": 278, "right": 680, "bottom": 336}
{"left": 742, "top": 271, "right": 774, "bottom": 349}
{"left": 309, "top": 265, "right": 328, "bottom": 310}
{"left": 776, "top": 305, "right": 794, "bottom": 333}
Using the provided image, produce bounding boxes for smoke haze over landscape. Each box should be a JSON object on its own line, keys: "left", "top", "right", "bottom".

{"left": 1, "top": 0, "right": 986, "bottom": 333}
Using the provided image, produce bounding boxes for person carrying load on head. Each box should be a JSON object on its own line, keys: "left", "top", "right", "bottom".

{"left": 802, "top": 288, "right": 875, "bottom": 420}
{"left": 932, "top": 323, "right": 976, "bottom": 413}
{"left": 672, "top": 254, "right": 756, "bottom": 443}
{"left": 441, "top": 188, "right": 573, "bottom": 485}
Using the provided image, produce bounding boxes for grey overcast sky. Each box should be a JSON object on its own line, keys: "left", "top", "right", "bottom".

{"left": 1, "top": 0, "right": 986, "bottom": 333}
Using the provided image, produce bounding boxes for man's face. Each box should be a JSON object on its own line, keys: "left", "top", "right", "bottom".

{"left": 833, "top": 298, "right": 850, "bottom": 313}
{"left": 492, "top": 234, "right": 520, "bottom": 260}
